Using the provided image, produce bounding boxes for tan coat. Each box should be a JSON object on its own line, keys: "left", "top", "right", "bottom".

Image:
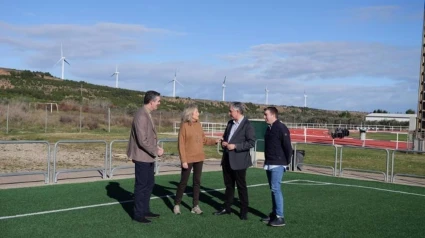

{"left": 178, "top": 121, "right": 216, "bottom": 164}
{"left": 127, "top": 106, "right": 157, "bottom": 163}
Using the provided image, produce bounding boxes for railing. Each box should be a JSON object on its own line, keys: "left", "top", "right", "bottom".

{"left": 0, "top": 140, "right": 51, "bottom": 184}
{"left": 155, "top": 138, "right": 179, "bottom": 175}
{"left": 338, "top": 146, "right": 390, "bottom": 182}
{"left": 284, "top": 123, "right": 409, "bottom": 132}
{"left": 2, "top": 138, "right": 425, "bottom": 186}
{"left": 292, "top": 142, "right": 338, "bottom": 176}
{"left": 53, "top": 140, "right": 108, "bottom": 183}
{"left": 109, "top": 139, "right": 130, "bottom": 179}
{"left": 390, "top": 149, "right": 425, "bottom": 183}
{"left": 173, "top": 121, "right": 227, "bottom": 136}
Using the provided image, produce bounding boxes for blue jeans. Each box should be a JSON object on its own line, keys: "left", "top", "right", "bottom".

{"left": 266, "top": 166, "right": 285, "bottom": 217}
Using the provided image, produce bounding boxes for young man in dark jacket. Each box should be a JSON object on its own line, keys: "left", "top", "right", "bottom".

{"left": 261, "top": 106, "right": 292, "bottom": 227}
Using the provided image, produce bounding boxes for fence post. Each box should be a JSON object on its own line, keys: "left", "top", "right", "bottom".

{"left": 108, "top": 108, "right": 111, "bottom": 133}
{"left": 159, "top": 111, "right": 162, "bottom": 133}
{"left": 79, "top": 106, "right": 82, "bottom": 133}
{"left": 45, "top": 106, "right": 48, "bottom": 133}
{"left": 6, "top": 104, "right": 9, "bottom": 134}
{"left": 396, "top": 133, "right": 399, "bottom": 150}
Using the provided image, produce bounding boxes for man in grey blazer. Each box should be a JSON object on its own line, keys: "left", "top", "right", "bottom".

{"left": 214, "top": 102, "right": 256, "bottom": 220}
{"left": 127, "top": 90, "right": 164, "bottom": 224}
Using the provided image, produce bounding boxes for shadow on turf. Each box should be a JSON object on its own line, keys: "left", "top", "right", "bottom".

{"left": 169, "top": 181, "right": 267, "bottom": 218}
{"left": 105, "top": 182, "right": 176, "bottom": 219}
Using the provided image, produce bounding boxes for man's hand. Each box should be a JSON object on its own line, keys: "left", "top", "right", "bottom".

{"left": 182, "top": 162, "right": 188, "bottom": 169}
{"left": 221, "top": 141, "right": 228, "bottom": 147}
{"left": 226, "top": 144, "right": 236, "bottom": 151}
{"left": 215, "top": 138, "right": 222, "bottom": 144}
{"left": 157, "top": 147, "right": 164, "bottom": 157}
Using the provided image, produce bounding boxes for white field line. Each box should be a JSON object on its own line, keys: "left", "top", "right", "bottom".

{"left": 1, "top": 179, "right": 424, "bottom": 221}
{"left": 287, "top": 180, "right": 425, "bottom": 197}
{"left": 0, "top": 180, "right": 300, "bottom": 220}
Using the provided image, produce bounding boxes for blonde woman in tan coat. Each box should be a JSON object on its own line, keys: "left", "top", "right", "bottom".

{"left": 174, "top": 104, "right": 220, "bottom": 215}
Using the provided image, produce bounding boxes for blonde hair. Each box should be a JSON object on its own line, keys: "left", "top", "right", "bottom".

{"left": 181, "top": 104, "right": 198, "bottom": 123}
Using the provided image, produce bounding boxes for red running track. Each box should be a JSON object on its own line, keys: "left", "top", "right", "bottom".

{"left": 207, "top": 128, "right": 408, "bottom": 150}
{"left": 290, "top": 128, "right": 408, "bottom": 150}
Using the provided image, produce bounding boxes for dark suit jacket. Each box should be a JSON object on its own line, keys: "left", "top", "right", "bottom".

{"left": 221, "top": 117, "right": 256, "bottom": 170}
{"left": 126, "top": 106, "right": 158, "bottom": 163}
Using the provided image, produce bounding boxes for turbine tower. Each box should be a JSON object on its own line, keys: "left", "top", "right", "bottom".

{"left": 54, "top": 43, "right": 70, "bottom": 79}
{"left": 304, "top": 90, "right": 308, "bottom": 108}
{"left": 168, "top": 70, "right": 183, "bottom": 98}
{"left": 222, "top": 76, "right": 226, "bottom": 101}
{"left": 265, "top": 85, "right": 269, "bottom": 105}
{"left": 111, "top": 65, "right": 119, "bottom": 88}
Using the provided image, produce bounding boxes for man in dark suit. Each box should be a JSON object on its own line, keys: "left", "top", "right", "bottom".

{"left": 214, "top": 102, "right": 256, "bottom": 220}
{"left": 127, "top": 90, "right": 164, "bottom": 224}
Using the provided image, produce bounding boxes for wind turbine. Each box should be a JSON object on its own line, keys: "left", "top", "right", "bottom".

{"left": 111, "top": 65, "right": 119, "bottom": 88}
{"left": 222, "top": 76, "right": 226, "bottom": 101}
{"left": 54, "top": 43, "right": 70, "bottom": 79}
{"left": 265, "top": 85, "right": 269, "bottom": 105}
{"left": 304, "top": 90, "right": 308, "bottom": 108}
{"left": 168, "top": 70, "right": 183, "bottom": 98}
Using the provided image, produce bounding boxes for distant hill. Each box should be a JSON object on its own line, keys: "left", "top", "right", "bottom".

{"left": 0, "top": 67, "right": 369, "bottom": 124}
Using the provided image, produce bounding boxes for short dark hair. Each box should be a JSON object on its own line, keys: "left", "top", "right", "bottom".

{"left": 144, "top": 90, "right": 161, "bottom": 105}
{"left": 230, "top": 102, "right": 244, "bottom": 114}
{"left": 264, "top": 106, "right": 278, "bottom": 118}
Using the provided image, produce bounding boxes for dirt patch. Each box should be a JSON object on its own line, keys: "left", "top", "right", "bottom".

{"left": 0, "top": 79, "right": 14, "bottom": 89}
{"left": 0, "top": 143, "right": 187, "bottom": 173}
{"left": 0, "top": 69, "right": 11, "bottom": 76}
{"left": 0, "top": 144, "right": 50, "bottom": 173}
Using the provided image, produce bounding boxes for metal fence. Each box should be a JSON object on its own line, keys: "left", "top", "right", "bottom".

{"left": 253, "top": 140, "right": 424, "bottom": 184}
{"left": 0, "top": 140, "right": 50, "bottom": 184}
{"left": 285, "top": 122, "right": 409, "bottom": 132}
{"left": 173, "top": 121, "right": 227, "bottom": 136}
{"left": 390, "top": 150, "right": 425, "bottom": 183}
{"left": 109, "top": 139, "right": 131, "bottom": 179}
{"left": 0, "top": 104, "right": 232, "bottom": 134}
{"left": 338, "top": 146, "right": 390, "bottom": 182}
{"left": 1, "top": 138, "right": 425, "bottom": 186}
{"left": 53, "top": 140, "right": 108, "bottom": 183}
{"left": 293, "top": 142, "right": 339, "bottom": 177}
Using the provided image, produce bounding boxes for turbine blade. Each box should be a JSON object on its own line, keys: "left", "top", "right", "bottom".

{"left": 111, "top": 73, "right": 115, "bottom": 77}
{"left": 54, "top": 58, "right": 62, "bottom": 66}
{"left": 64, "top": 59, "right": 70, "bottom": 65}
{"left": 223, "top": 76, "right": 226, "bottom": 84}
{"left": 175, "top": 79, "right": 184, "bottom": 87}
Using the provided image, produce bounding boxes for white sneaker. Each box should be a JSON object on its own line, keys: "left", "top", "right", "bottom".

{"left": 173, "top": 205, "right": 181, "bottom": 215}
{"left": 191, "top": 205, "right": 203, "bottom": 215}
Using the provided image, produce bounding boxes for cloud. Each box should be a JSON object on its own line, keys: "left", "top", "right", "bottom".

{"left": 216, "top": 41, "right": 418, "bottom": 111}
{"left": 226, "top": 41, "right": 418, "bottom": 84}
{"left": 0, "top": 21, "right": 419, "bottom": 112}
{"left": 0, "top": 21, "right": 184, "bottom": 68}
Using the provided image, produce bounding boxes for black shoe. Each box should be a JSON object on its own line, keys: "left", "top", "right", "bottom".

{"left": 133, "top": 217, "right": 152, "bottom": 224}
{"left": 240, "top": 213, "right": 248, "bottom": 220}
{"left": 269, "top": 217, "right": 286, "bottom": 227}
{"left": 261, "top": 213, "right": 276, "bottom": 224}
{"left": 145, "top": 212, "right": 160, "bottom": 219}
{"left": 214, "top": 209, "right": 231, "bottom": 215}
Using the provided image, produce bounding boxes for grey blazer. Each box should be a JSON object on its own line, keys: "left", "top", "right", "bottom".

{"left": 221, "top": 117, "right": 256, "bottom": 170}
{"left": 127, "top": 106, "right": 157, "bottom": 163}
